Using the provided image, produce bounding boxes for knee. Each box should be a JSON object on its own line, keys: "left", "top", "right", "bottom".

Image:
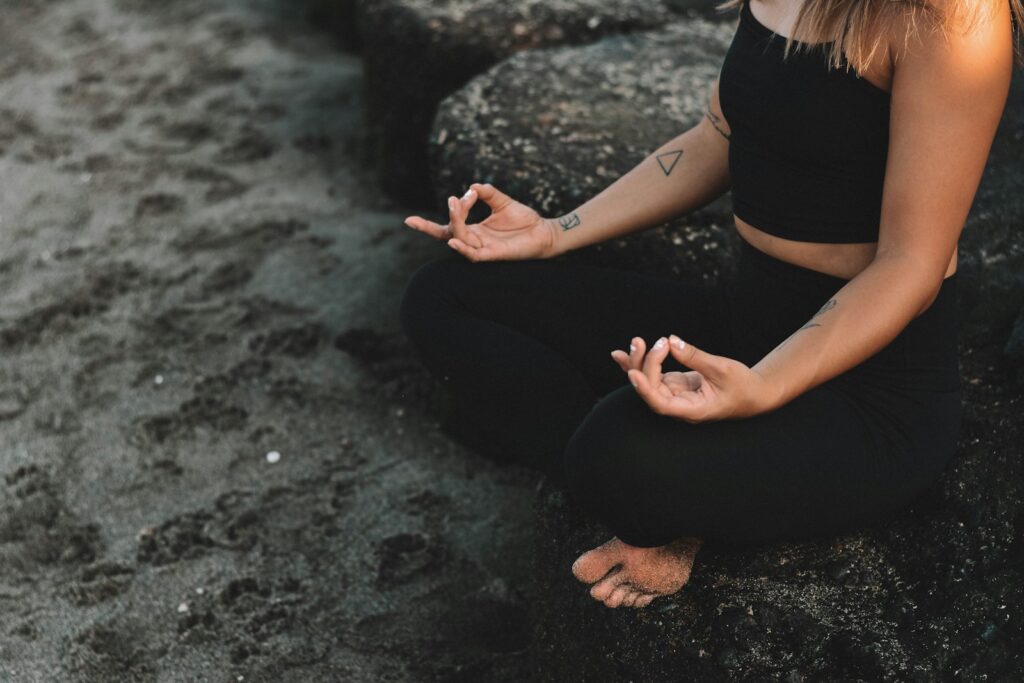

{"left": 398, "top": 253, "right": 465, "bottom": 343}
{"left": 562, "top": 389, "right": 650, "bottom": 517}
{"left": 562, "top": 387, "right": 713, "bottom": 545}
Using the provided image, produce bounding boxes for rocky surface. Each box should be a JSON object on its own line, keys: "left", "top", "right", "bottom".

{"left": 430, "top": 19, "right": 742, "bottom": 283}
{"left": 354, "top": 0, "right": 732, "bottom": 206}
{"left": 957, "top": 74, "right": 1024, "bottom": 377}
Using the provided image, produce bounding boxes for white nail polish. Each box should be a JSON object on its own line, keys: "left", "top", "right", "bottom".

{"left": 654, "top": 337, "right": 666, "bottom": 349}
{"left": 673, "top": 338, "right": 686, "bottom": 350}
{"left": 629, "top": 343, "right": 636, "bottom": 353}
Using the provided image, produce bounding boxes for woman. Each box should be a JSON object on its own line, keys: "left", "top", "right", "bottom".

{"left": 399, "top": 0, "right": 1020, "bottom": 609}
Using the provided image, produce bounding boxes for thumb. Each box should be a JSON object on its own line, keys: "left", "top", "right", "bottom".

{"left": 470, "top": 182, "right": 513, "bottom": 212}
{"left": 668, "top": 335, "right": 720, "bottom": 376}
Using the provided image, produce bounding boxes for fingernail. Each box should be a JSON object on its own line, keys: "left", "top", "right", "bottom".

{"left": 462, "top": 189, "right": 474, "bottom": 200}
{"left": 671, "top": 336, "right": 686, "bottom": 350}
{"left": 629, "top": 343, "right": 636, "bottom": 353}
{"left": 448, "top": 197, "right": 455, "bottom": 210}
{"left": 653, "top": 337, "right": 666, "bottom": 349}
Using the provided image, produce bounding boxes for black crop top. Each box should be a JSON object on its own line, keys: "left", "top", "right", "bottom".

{"left": 719, "top": 0, "right": 892, "bottom": 243}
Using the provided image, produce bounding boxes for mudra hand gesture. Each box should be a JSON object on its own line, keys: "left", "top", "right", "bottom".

{"left": 403, "top": 182, "right": 560, "bottom": 262}
{"left": 610, "top": 335, "right": 778, "bottom": 423}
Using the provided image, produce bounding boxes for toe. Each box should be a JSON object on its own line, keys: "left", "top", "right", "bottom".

{"left": 589, "top": 568, "right": 624, "bottom": 601}
{"left": 622, "top": 591, "right": 638, "bottom": 608}
{"left": 605, "top": 585, "right": 630, "bottom": 608}
{"left": 572, "top": 538, "right": 622, "bottom": 584}
{"left": 635, "top": 594, "right": 656, "bottom": 608}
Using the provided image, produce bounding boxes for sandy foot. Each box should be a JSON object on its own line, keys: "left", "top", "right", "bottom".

{"left": 571, "top": 535, "right": 703, "bottom": 608}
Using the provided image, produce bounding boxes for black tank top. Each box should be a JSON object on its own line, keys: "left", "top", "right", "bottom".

{"left": 719, "top": 0, "right": 892, "bottom": 243}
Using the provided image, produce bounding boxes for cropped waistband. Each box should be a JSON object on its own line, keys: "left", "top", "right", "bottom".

{"left": 731, "top": 239, "right": 962, "bottom": 393}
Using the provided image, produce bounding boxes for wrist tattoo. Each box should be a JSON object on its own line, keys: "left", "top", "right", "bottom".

{"left": 704, "top": 108, "right": 730, "bottom": 141}
{"left": 656, "top": 150, "right": 683, "bottom": 176}
{"left": 558, "top": 213, "right": 581, "bottom": 230}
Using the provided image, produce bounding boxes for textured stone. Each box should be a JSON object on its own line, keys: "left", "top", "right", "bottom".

{"left": 356, "top": 0, "right": 731, "bottom": 205}
{"left": 430, "top": 19, "right": 740, "bottom": 283}
{"left": 957, "top": 74, "right": 1024, "bottom": 376}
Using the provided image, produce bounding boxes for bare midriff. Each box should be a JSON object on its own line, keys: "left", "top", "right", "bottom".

{"left": 734, "top": 216, "right": 959, "bottom": 281}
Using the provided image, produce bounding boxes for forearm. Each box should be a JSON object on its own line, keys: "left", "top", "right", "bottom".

{"left": 751, "top": 255, "right": 945, "bottom": 411}
{"left": 546, "top": 120, "right": 730, "bottom": 257}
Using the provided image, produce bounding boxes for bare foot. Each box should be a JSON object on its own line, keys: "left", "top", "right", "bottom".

{"left": 571, "top": 536, "right": 702, "bottom": 608}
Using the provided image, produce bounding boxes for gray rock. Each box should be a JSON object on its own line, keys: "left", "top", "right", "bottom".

{"left": 430, "top": 19, "right": 740, "bottom": 283}
{"left": 355, "top": 0, "right": 731, "bottom": 205}
{"left": 957, "top": 72, "right": 1024, "bottom": 369}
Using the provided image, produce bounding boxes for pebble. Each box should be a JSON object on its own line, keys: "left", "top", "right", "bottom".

{"left": 266, "top": 450, "right": 281, "bottom": 464}
{"left": 154, "top": 374, "right": 164, "bottom": 385}
{"left": 177, "top": 602, "right": 189, "bottom": 613}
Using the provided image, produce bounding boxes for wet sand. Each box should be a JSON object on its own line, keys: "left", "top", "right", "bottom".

{"left": 0, "top": 0, "right": 540, "bottom": 680}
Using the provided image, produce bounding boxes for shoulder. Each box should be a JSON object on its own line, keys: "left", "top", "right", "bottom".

{"left": 885, "top": 0, "right": 1014, "bottom": 66}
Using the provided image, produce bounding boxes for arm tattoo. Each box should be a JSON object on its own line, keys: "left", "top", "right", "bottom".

{"left": 776, "top": 299, "right": 836, "bottom": 349}
{"left": 704, "top": 108, "right": 730, "bottom": 141}
{"left": 655, "top": 150, "right": 683, "bottom": 176}
{"left": 558, "top": 213, "right": 581, "bottom": 230}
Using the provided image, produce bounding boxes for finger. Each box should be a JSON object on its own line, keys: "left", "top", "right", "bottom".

{"left": 403, "top": 215, "right": 451, "bottom": 241}
{"left": 457, "top": 188, "right": 485, "bottom": 248}
{"left": 610, "top": 349, "right": 631, "bottom": 372}
{"left": 630, "top": 368, "right": 702, "bottom": 419}
{"left": 447, "top": 237, "right": 494, "bottom": 262}
{"left": 628, "top": 368, "right": 673, "bottom": 415}
{"left": 470, "top": 182, "right": 513, "bottom": 213}
{"left": 459, "top": 186, "right": 479, "bottom": 211}
{"left": 662, "top": 370, "right": 703, "bottom": 395}
{"left": 668, "top": 335, "right": 721, "bottom": 378}
{"left": 628, "top": 337, "right": 646, "bottom": 370}
{"left": 447, "top": 195, "right": 482, "bottom": 248}
{"left": 643, "top": 336, "right": 670, "bottom": 387}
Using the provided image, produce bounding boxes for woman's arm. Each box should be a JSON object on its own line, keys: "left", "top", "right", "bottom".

{"left": 750, "top": 0, "right": 1014, "bottom": 412}
{"left": 546, "top": 77, "right": 732, "bottom": 258}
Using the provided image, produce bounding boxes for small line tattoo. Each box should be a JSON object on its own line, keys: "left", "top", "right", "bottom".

{"left": 704, "top": 108, "right": 730, "bottom": 140}
{"left": 813, "top": 299, "right": 837, "bottom": 317}
{"left": 774, "top": 299, "right": 836, "bottom": 349}
{"left": 558, "top": 213, "right": 581, "bottom": 230}
{"left": 655, "top": 150, "right": 683, "bottom": 175}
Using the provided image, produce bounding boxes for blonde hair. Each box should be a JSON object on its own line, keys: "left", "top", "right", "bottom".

{"left": 714, "top": 0, "right": 1024, "bottom": 74}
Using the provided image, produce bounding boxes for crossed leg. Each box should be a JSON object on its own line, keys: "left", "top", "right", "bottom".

{"left": 562, "top": 379, "right": 930, "bottom": 607}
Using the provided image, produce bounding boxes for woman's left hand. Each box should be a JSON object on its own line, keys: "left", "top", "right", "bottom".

{"left": 609, "top": 335, "right": 779, "bottom": 423}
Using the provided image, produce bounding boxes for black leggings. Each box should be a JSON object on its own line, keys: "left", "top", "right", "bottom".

{"left": 398, "top": 238, "right": 964, "bottom": 547}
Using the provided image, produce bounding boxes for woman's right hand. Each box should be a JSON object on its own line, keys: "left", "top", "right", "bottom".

{"left": 403, "top": 183, "right": 562, "bottom": 261}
